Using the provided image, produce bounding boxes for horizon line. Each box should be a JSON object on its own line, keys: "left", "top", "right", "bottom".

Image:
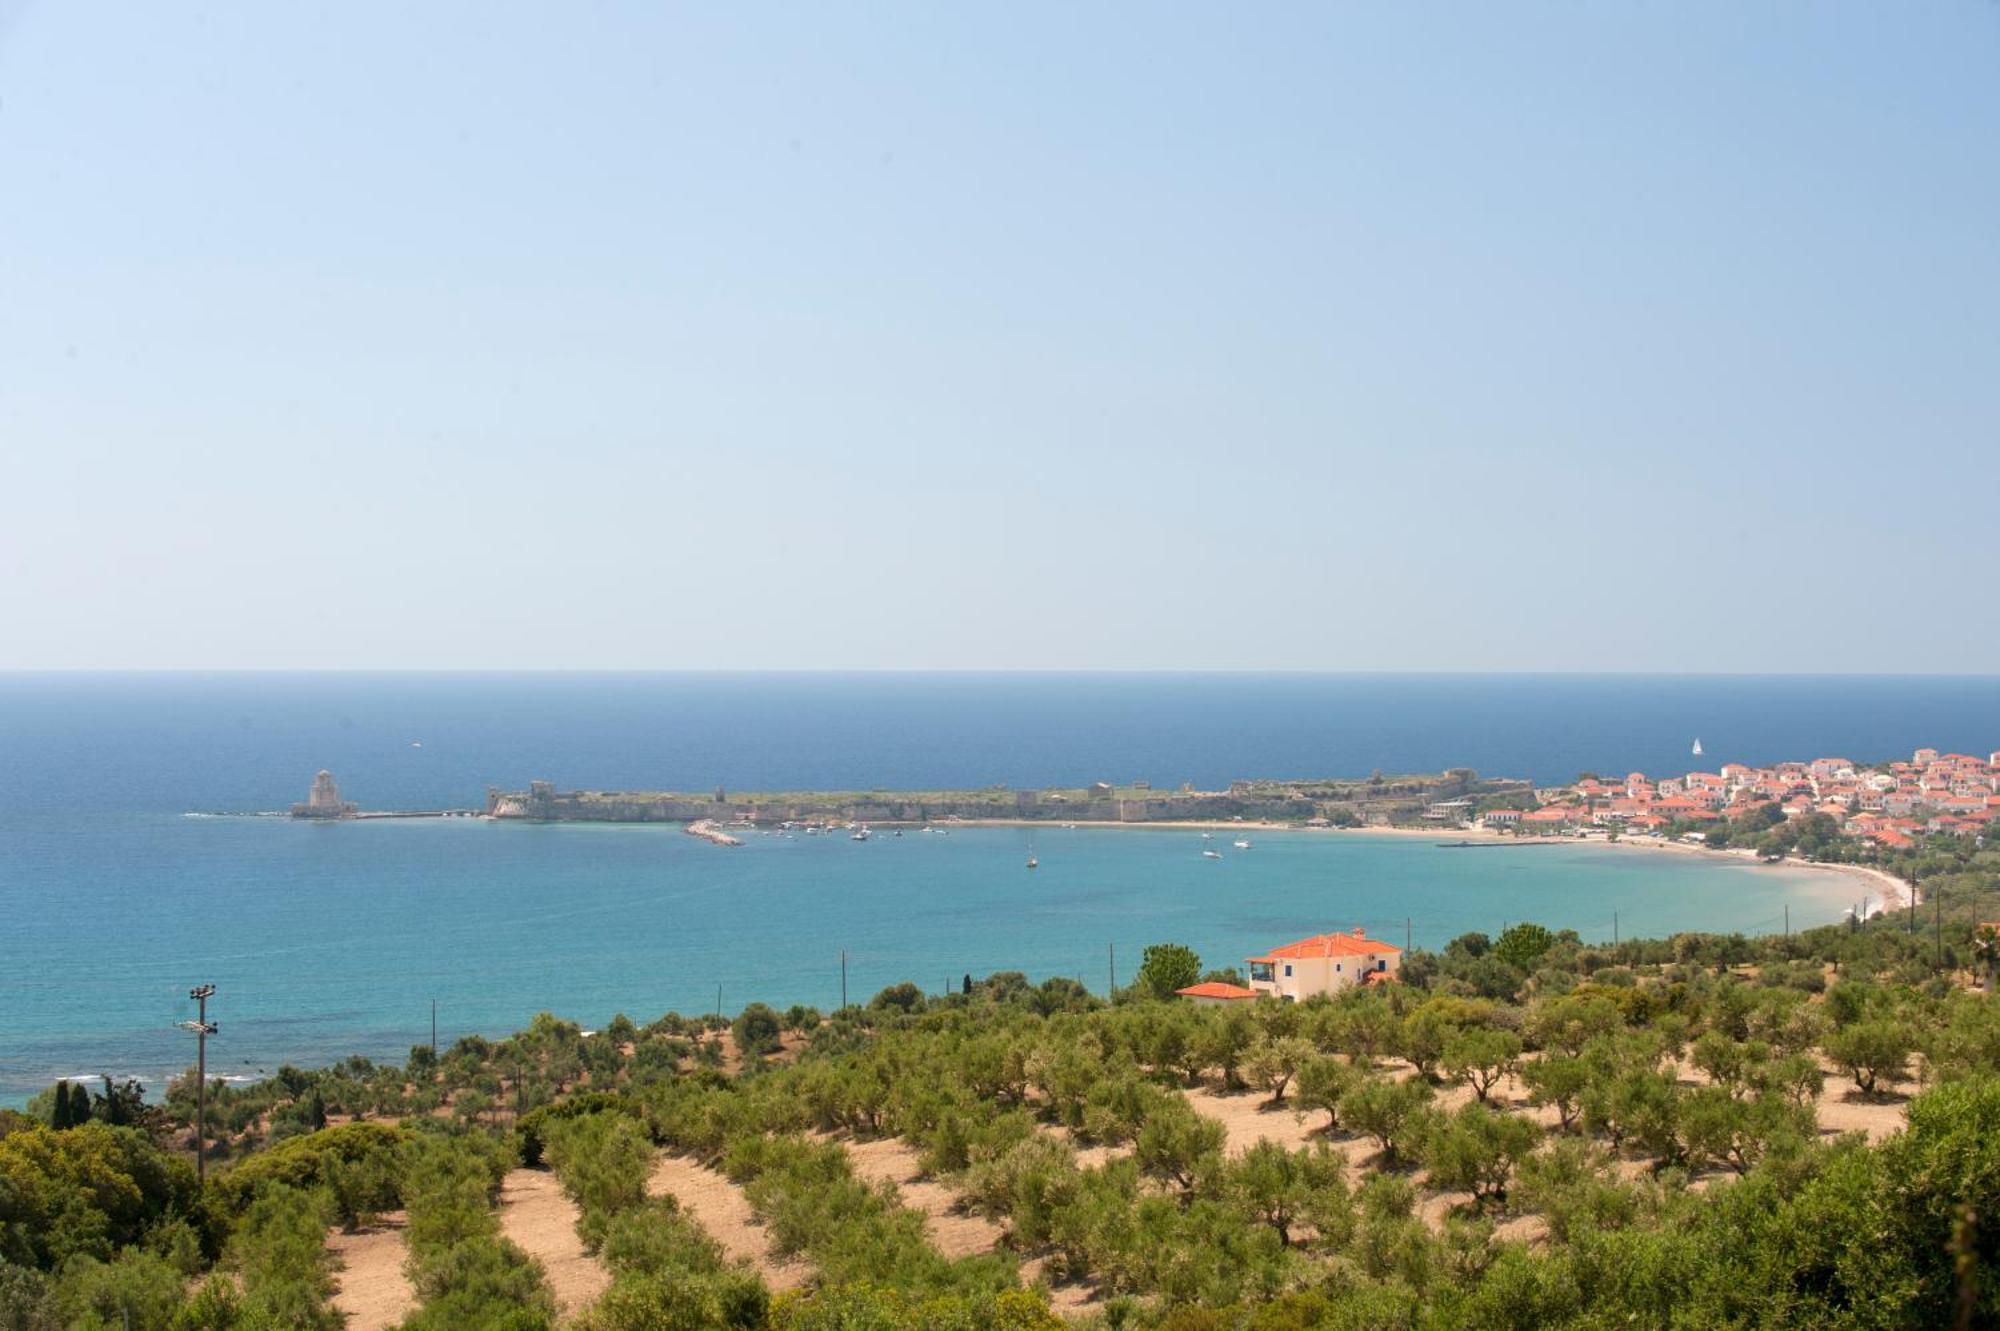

{"left": 2, "top": 667, "right": 1999, "bottom": 681}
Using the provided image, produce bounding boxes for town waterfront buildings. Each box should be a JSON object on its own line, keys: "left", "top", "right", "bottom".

{"left": 1491, "top": 747, "right": 2000, "bottom": 849}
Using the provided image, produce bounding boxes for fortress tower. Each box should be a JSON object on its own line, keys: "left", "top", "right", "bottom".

{"left": 291, "top": 770, "right": 358, "bottom": 819}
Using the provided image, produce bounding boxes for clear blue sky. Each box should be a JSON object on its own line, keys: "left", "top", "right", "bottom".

{"left": 2, "top": 3, "right": 1996, "bottom": 670}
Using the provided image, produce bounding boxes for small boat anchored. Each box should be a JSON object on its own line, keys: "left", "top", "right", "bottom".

{"left": 1202, "top": 849, "right": 1223, "bottom": 860}
{"left": 851, "top": 826, "right": 872, "bottom": 842}
{"left": 1233, "top": 839, "right": 1252, "bottom": 850}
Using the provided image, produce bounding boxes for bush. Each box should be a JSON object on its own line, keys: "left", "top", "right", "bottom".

{"left": 1415, "top": 1103, "right": 1540, "bottom": 1210}
{"left": 543, "top": 1111, "right": 654, "bottom": 1249}
{"left": 732, "top": 1004, "right": 784, "bottom": 1060}
{"left": 1825, "top": 1019, "right": 1915, "bottom": 1096}
{"left": 1441, "top": 1029, "right": 1522, "bottom": 1105}
{"left": 1135, "top": 944, "right": 1203, "bottom": 1000}
{"left": 1343, "top": 1076, "right": 1434, "bottom": 1166}
{"left": 209, "top": 1121, "right": 404, "bottom": 1223}
{"left": 517, "top": 1093, "right": 642, "bottom": 1168}
{"left": 47, "top": 1249, "right": 186, "bottom": 1331}
{"left": 229, "top": 1185, "right": 339, "bottom": 1330}
{"left": 398, "top": 1134, "right": 555, "bottom": 1331}
{"left": 0, "top": 1124, "right": 201, "bottom": 1271}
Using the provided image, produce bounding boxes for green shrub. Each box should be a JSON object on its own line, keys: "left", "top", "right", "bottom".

{"left": 0, "top": 1124, "right": 201, "bottom": 1271}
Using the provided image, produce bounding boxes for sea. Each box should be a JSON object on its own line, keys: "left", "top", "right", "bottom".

{"left": 3, "top": 672, "right": 1996, "bottom": 1107}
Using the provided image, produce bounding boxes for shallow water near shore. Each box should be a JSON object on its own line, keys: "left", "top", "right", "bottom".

{"left": 7, "top": 670, "right": 1989, "bottom": 1105}
{"left": 2, "top": 815, "right": 1852, "bottom": 1105}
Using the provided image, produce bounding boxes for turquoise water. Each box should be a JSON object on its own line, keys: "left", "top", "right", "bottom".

{"left": 1, "top": 813, "right": 1854, "bottom": 1105}
{"left": 8, "top": 670, "right": 1987, "bottom": 1106}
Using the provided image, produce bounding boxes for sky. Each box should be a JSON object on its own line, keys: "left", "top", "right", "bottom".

{"left": 2, "top": 3, "right": 1997, "bottom": 671}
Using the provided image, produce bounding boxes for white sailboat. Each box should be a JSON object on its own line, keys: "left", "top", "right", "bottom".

{"left": 1692, "top": 738, "right": 1704, "bottom": 757}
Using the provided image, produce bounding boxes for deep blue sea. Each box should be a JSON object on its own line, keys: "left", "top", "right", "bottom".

{"left": 3, "top": 673, "right": 1995, "bottom": 1106}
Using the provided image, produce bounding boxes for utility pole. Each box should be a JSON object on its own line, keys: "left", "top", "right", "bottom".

{"left": 431, "top": 998, "right": 437, "bottom": 1054}
{"left": 1784, "top": 904, "right": 1789, "bottom": 940}
{"left": 1937, "top": 886, "right": 1944, "bottom": 971}
{"left": 716, "top": 983, "right": 723, "bottom": 1022}
{"left": 177, "top": 985, "right": 217, "bottom": 1184}
{"left": 1909, "top": 870, "right": 1918, "bottom": 935}
{"left": 1405, "top": 917, "right": 1411, "bottom": 953}
{"left": 1108, "top": 943, "right": 1116, "bottom": 996}
{"left": 1613, "top": 911, "right": 1618, "bottom": 947}
{"left": 840, "top": 950, "right": 847, "bottom": 1010}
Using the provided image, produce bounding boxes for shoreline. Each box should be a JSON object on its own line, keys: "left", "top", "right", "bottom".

{"left": 922, "top": 816, "right": 1914, "bottom": 914}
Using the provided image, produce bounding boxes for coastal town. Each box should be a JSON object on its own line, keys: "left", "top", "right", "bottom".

{"left": 1477, "top": 746, "right": 2000, "bottom": 850}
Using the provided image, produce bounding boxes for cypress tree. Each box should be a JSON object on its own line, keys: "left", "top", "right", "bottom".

{"left": 51, "top": 1080, "right": 72, "bottom": 1129}
{"left": 67, "top": 1081, "right": 92, "bottom": 1126}
{"left": 962, "top": 973, "right": 973, "bottom": 996}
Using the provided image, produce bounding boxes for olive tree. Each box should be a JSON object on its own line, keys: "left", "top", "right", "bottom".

{"left": 1442, "top": 1028, "right": 1523, "bottom": 1105}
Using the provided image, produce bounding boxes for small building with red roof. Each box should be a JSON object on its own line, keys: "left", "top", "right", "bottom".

{"left": 1174, "top": 980, "right": 1260, "bottom": 1005}
{"left": 1245, "top": 926, "right": 1401, "bottom": 1002}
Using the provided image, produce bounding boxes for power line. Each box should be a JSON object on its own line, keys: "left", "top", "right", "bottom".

{"left": 176, "top": 985, "right": 217, "bottom": 1184}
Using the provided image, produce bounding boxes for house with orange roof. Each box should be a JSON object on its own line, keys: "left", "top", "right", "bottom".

{"left": 1246, "top": 927, "right": 1401, "bottom": 1002}
{"left": 1520, "top": 805, "right": 1582, "bottom": 832}
{"left": 1174, "top": 980, "right": 1260, "bottom": 1006}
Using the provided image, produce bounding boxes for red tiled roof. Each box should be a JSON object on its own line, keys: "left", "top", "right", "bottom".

{"left": 1176, "top": 981, "right": 1259, "bottom": 1000}
{"left": 1249, "top": 929, "right": 1401, "bottom": 962}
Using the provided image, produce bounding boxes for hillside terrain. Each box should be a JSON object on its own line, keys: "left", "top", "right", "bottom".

{"left": 6, "top": 843, "right": 2000, "bottom": 1329}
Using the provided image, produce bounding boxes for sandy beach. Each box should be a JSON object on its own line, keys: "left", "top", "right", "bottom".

{"left": 933, "top": 816, "right": 1914, "bottom": 915}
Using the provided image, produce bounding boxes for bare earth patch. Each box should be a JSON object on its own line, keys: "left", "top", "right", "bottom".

{"left": 497, "top": 1167, "right": 610, "bottom": 1318}
{"left": 1818, "top": 1089, "right": 1909, "bottom": 1142}
{"left": 836, "top": 1135, "right": 1007, "bottom": 1259}
{"left": 1182, "top": 1084, "right": 1320, "bottom": 1156}
{"left": 647, "top": 1153, "right": 807, "bottom": 1291}
{"left": 326, "top": 1213, "right": 414, "bottom": 1331}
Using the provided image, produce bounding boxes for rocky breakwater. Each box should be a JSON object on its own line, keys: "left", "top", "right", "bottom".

{"left": 685, "top": 819, "right": 743, "bottom": 847}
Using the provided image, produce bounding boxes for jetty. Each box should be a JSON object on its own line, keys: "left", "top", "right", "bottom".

{"left": 685, "top": 819, "right": 743, "bottom": 847}
{"left": 1436, "top": 840, "right": 1564, "bottom": 849}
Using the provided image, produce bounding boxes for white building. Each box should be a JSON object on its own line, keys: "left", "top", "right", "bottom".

{"left": 1246, "top": 927, "right": 1401, "bottom": 1001}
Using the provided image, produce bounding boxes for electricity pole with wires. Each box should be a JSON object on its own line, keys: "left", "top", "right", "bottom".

{"left": 1937, "top": 885, "right": 1945, "bottom": 972}
{"left": 177, "top": 985, "right": 218, "bottom": 1184}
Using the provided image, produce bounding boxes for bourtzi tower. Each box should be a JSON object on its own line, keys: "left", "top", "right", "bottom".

{"left": 291, "top": 770, "right": 358, "bottom": 819}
